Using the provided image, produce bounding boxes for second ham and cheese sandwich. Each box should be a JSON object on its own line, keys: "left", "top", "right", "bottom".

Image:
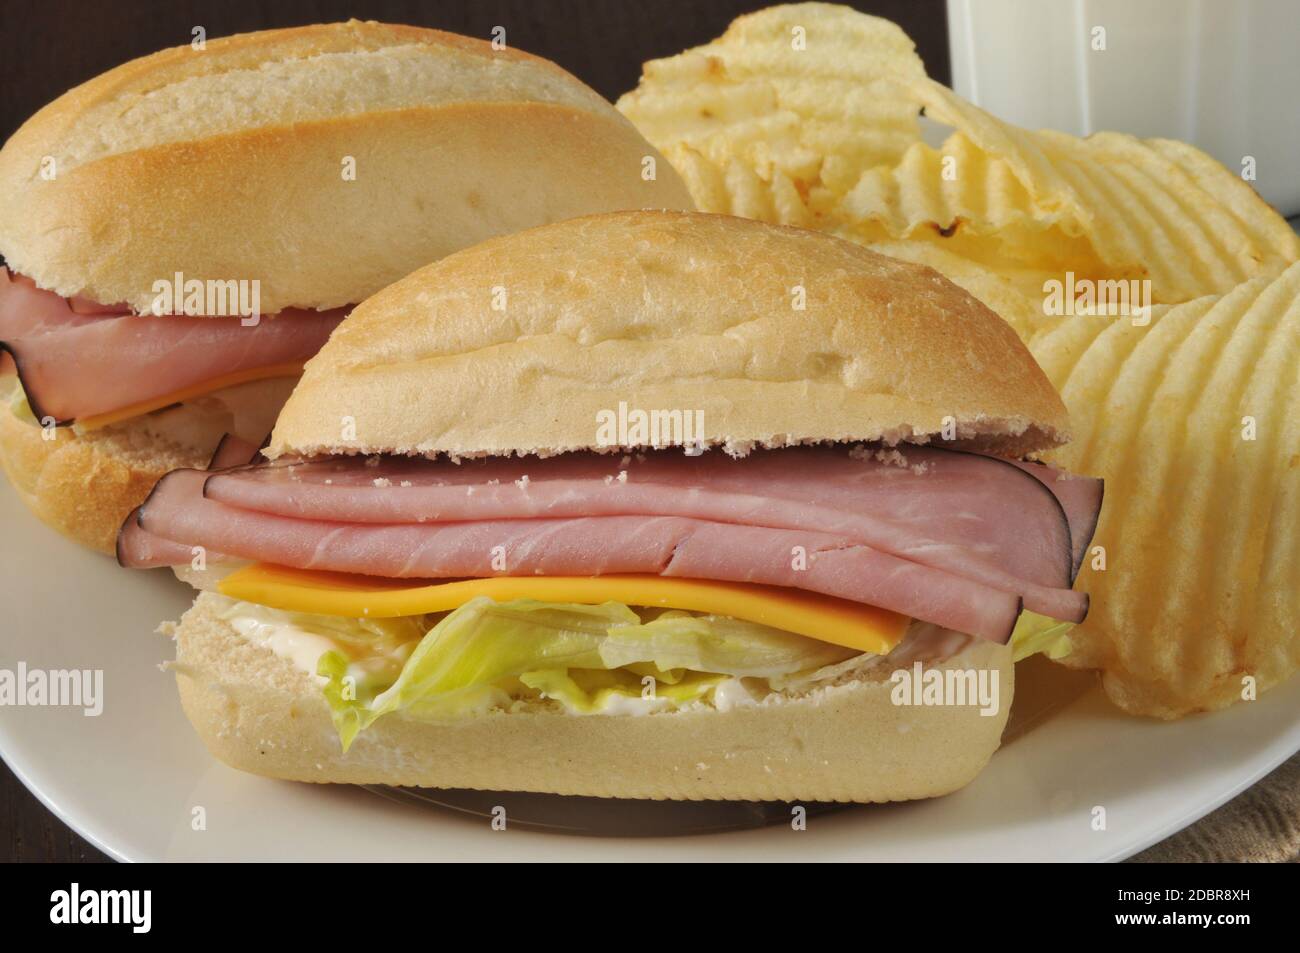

{"left": 0, "top": 20, "right": 690, "bottom": 552}
{"left": 120, "top": 211, "right": 1101, "bottom": 802}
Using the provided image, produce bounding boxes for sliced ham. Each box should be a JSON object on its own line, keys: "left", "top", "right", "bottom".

{"left": 129, "top": 466, "right": 1026, "bottom": 642}
{"left": 115, "top": 434, "right": 263, "bottom": 569}
{"left": 115, "top": 514, "right": 202, "bottom": 570}
{"left": 208, "top": 434, "right": 266, "bottom": 470}
{"left": 998, "top": 456, "right": 1103, "bottom": 581}
{"left": 204, "top": 446, "right": 1088, "bottom": 621}
{"left": 122, "top": 442, "right": 1101, "bottom": 641}
{"left": 0, "top": 268, "right": 346, "bottom": 422}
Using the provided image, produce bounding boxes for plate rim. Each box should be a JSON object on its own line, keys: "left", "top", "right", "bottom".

{"left": 4, "top": 694, "right": 1297, "bottom": 863}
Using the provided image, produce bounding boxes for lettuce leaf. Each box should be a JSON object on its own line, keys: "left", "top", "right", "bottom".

{"left": 223, "top": 594, "right": 1073, "bottom": 750}
{"left": 1009, "top": 610, "right": 1074, "bottom": 662}
{"left": 307, "top": 597, "right": 858, "bottom": 749}
{"left": 517, "top": 668, "right": 725, "bottom": 715}
{"left": 601, "top": 610, "right": 856, "bottom": 677}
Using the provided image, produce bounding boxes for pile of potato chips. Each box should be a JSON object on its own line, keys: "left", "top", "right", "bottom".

{"left": 618, "top": 2, "right": 1300, "bottom": 718}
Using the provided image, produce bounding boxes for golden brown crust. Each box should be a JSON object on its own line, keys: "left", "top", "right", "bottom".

{"left": 172, "top": 591, "right": 1014, "bottom": 801}
{"left": 270, "top": 210, "right": 1072, "bottom": 460}
{"left": 0, "top": 21, "right": 692, "bottom": 312}
{"left": 0, "top": 401, "right": 205, "bottom": 554}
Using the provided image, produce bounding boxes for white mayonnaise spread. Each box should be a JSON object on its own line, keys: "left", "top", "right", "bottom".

{"left": 710, "top": 677, "right": 761, "bottom": 712}
{"left": 225, "top": 613, "right": 338, "bottom": 685}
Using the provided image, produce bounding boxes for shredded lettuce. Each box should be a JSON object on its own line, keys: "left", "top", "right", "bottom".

{"left": 517, "top": 668, "right": 725, "bottom": 715}
{"left": 600, "top": 610, "right": 855, "bottom": 677}
{"left": 222, "top": 595, "right": 1074, "bottom": 751}
{"left": 222, "top": 596, "right": 861, "bottom": 750}
{"left": 1009, "top": 610, "right": 1074, "bottom": 662}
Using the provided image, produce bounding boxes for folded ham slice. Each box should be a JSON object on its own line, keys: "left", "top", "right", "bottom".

{"left": 133, "top": 471, "right": 1025, "bottom": 641}
{"left": 120, "top": 444, "right": 1101, "bottom": 643}
{"left": 0, "top": 268, "right": 346, "bottom": 423}
{"left": 115, "top": 434, "right": 262, "bottom": 568}
{"left": 998, "top": 456, "right": 1103, "bottom": 581}
{"left": 204, "top": 446, "right": 1094, "bottom": 621}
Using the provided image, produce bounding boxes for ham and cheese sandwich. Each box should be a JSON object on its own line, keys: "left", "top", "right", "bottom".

{"left": 0, "top": 21, "right": 691, "bottom": 552}
{"left": 122, "top": 211, "right": 1101, "bottom": 803}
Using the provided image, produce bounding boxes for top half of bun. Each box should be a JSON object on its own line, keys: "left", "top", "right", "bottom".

{"left": 0, "top": 21, "right": 692, "bottom": 313}
{"left": 269, "top": 210, "right": 1071, "bottom": 461}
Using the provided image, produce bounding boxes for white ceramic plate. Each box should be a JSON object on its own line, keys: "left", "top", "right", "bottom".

{"left": 2, "top": 478, "right": 1298, "bottom": 862}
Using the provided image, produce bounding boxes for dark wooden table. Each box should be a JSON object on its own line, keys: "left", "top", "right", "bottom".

{"left": 1, "top": 759, "right": 110, "bottom": 862}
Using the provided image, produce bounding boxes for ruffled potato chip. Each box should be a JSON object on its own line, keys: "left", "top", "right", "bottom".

{"left": 620, "top": 3, "right": 1300, "bottom": 305}
{"left": 1030, "top": 263, "right": 1300, "bottom": 716}
{"left": 835, "top": 92, "right": 1298, "bottom": 303}
{"left": 616, "top": 2, "right": 929, "bottom": 226}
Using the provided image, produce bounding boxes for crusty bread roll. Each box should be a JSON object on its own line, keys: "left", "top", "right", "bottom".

{"left": 171, "top": 591, "right": 1013, "bottom": 801}
{"left": 160, "top": 211, "right": 1058, "bottom": 802}
{"left": 0, "top": 377, "right": 293, "bottom": 552}
{"left": 270, "top": 210, "right": 1071, "bottom": 461}
{"left": 0, "top": 21, "right": 692, "bottom": 551}
{"left": 0, "top": 20, "right": 691, "bottom": 313}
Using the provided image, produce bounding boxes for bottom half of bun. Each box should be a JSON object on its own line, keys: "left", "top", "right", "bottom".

{"left": 0, "top": 377, "right": 294, "bottom": 553}
{"left": 170, "top": 591, "right": 1015, "bottom": 802}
